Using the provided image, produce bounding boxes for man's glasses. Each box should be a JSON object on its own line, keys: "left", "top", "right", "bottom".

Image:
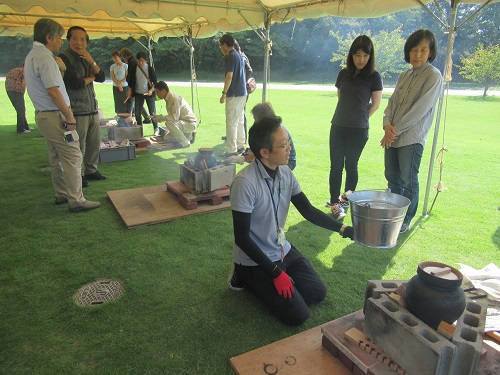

{"left": 268, "top": 137, "right": 292, "bottom": 149}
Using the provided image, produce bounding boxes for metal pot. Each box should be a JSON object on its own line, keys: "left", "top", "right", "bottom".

{"left": 348, "top": 190, "right": 410, "bottom": 249}
{"left": 194, "top": 148, "right": 217, "bottom": 170}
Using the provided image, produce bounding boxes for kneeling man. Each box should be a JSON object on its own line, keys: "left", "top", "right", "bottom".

{"left": 153, "top": 81, "right": 197, "bottom": 148}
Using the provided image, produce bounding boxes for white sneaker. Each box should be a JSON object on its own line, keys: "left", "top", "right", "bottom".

{"left": 330, "top": 203, "right": 346, "bottom": 220}
{"left": 228, "top": 264, "right": 244, "bottom": 291}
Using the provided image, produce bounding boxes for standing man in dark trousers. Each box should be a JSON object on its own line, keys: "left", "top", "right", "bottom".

{"left": 120, "top": 48, "right": 153, "bottom": 129}
{"left": 24, "top": 18, "right": 100, "bottom": 212}
{"left": 59, "top": 26, "right": 107, "bottom": 188}
{"left": 219, "top": 34, "right": 247, "bottom": 157}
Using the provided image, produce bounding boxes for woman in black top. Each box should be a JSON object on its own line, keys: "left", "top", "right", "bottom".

{"left": 328, "top": 35, "right": 383, "bottom": 220}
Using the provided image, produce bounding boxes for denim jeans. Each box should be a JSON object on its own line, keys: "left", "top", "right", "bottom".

{"left": 384, "top": 143, "right": 424, "bottom": 225}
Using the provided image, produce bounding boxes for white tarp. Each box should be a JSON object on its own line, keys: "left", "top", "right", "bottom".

{"left": 0, "top": 0, "right": 439, "bottom": 39}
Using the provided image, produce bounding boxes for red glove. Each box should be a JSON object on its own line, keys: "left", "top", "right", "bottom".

{"left": 273, "top": 271, "right": 294, "bottom": 299}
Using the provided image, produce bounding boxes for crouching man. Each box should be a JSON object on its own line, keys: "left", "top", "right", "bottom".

{"left": 152, "top": 81, "right": 197, "bottom": 148}
{"left": 229, "top": 116, "right": 354, "bottom": 325}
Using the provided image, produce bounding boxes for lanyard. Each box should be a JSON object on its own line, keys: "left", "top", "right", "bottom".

{"left": 257, "top": 160, "right": 285, "bottom": 261}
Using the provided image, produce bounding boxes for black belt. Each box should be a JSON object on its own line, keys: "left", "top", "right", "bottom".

{"left": 36, "top": 109, "right": 59, "bottom": 113}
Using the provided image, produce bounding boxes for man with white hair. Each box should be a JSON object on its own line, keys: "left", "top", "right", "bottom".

{"left": 24, "top": 18, "right": 100, "bottom": 212}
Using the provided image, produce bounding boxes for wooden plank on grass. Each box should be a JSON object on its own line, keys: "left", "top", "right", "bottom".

{"left": 107, "top": 184, "right": 230, "bottom": 228}
{"left": 230, "top": 325, "right": 351, "bottom": 375}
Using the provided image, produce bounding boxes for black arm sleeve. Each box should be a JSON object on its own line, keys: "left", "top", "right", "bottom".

{"left": 291, "top": 192, "right": 343, "bottom": 232}
{"left": 232, "top": 210, "right": 280, "bottom": 276}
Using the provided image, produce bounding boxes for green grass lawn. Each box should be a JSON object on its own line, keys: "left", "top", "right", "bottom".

{"left": 0, "top": 83, "right": 499, "bottom": 374}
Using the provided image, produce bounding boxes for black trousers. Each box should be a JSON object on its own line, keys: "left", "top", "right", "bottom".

{"left": 134, "top": 93, "right": 157, "bottom": 131}
{"left": 235, "top": 245, "right": 326, "bottom": 326}
{"left": 7, "top": 90, "right": 29, "bottom": 132}
{"left": 329, "top": 126, "right": 369, "bottom": 203}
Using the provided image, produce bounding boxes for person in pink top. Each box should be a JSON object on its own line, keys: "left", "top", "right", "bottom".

{"left": 5, "top": 66, "right": 31, "bottom": 133}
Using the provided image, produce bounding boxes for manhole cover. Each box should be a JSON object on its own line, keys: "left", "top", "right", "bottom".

{"left": 74, "top": 278, "right": 125, "bottom": 306}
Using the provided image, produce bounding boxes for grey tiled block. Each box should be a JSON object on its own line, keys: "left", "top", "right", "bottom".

{"left": 363, "top": 280, "right": 488, "bottom": 375}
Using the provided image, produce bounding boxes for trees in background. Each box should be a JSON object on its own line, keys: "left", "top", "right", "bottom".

{"left": 459, "top": 44, "right": 500, "bottom": 97}
{"left": 1, "top": 1, "right": 498, "bottom": 90}
{"left": 330, "top": 28, "right": 407, "bottom": 79}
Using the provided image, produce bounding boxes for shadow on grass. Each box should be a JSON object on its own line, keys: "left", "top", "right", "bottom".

{"left": 284, "top": 218, "right": 405, "bottom": 321}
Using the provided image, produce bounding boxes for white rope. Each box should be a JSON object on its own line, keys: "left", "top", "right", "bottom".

{"left": 429, "top": 83, "right": 450, "bottom": 213}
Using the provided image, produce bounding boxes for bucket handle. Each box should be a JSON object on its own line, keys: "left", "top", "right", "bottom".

{"left": 359, "top": 188, "right": 391, "bottom": 193}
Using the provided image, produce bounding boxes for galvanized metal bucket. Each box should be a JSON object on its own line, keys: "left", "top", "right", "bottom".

{"left": 348, "top": 190, "right": 410, "bottom": 249}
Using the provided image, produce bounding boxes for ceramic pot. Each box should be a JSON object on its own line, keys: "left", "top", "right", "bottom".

{"left": 405, "top": 261, "right": 466, "bottom": 330}
{"left": 194, "top": 148, "right": 217, "bottom": 170}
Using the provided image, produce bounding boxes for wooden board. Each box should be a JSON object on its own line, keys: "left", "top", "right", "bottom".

{"left": 107, "top": 184, "right": 230, "bottom": 228}
{"left": 230, "top": 324, "right": 352, "bottom": 375}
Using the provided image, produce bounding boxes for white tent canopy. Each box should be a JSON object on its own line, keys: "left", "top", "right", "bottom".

{"left": 1, "top": 0, "right": 440, "bottom": 40}
{"left": 1, "top": 1, "right": 495, "bottom": 40}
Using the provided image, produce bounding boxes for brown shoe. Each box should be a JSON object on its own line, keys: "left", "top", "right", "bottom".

{"left": 69, "top": 200, "right": 101, "bottom": 213}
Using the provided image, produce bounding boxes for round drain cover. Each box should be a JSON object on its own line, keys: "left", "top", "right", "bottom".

{"left": 74, "top": 278, "right": 125, "bottom": 306}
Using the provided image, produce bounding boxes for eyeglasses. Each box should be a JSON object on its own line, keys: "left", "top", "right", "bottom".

{"left": 268, "top": 137, "right": 292, "bottom": 149}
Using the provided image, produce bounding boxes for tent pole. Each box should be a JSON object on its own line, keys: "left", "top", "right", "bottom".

{"left": 421, "top": 0, "right": 458, "bottom": 216}
{"left": 148, "top": 36, "right": 154, "bottom": 68}
{"left": 262, "top": 17, "right": 271, "bottom": 103}
{"left": 188, "top": 28, "right": 195, "bottom": 108}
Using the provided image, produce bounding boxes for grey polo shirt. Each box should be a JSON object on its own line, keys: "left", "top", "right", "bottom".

{"left": 230, "top": 160, "right": 302, "bottom": 266}
{"left": 24, "top": 42, "right": 70, "bottom": 111}
{"left": 383, "top": 62, "right": 442, "bottom": 148}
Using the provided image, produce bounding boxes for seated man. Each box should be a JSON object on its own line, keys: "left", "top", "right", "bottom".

{"left": 229, "top": 116, "right": 354, "bottom": 325}
{"left": 152, "top": 81, "right": 197, "bottom": 148}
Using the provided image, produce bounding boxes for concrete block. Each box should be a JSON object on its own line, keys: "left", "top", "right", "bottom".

{"left": 364, "top": 294, "right": 456, "bottom": 375}
{"left": 208, "top": 164, "right": 236, "bottom": 191}
{"left": 364, "top": 280, "right": 408, "bottom": 313}
{"left": 449, "top": 299, "right": 488, "bottom": 375}
{"left": 180, "top": 163, "right": 235, "bottom": 193}
{"left": 363, "top": 280, "right": 488, "bottom": 375}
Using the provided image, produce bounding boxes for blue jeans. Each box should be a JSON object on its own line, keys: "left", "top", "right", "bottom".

{"left": 384, "top": 143, "right": 424, "bottom": 225}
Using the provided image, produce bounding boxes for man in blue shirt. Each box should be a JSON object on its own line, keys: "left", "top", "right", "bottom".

{"left": 219, "top": 34, "right": 247, "bottom": 157}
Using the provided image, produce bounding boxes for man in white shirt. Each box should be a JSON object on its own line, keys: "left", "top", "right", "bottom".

{"left": 24, "top": 18, "right": 100, "bottom": 212}
{"left": 153, "top": 81, "right": 197, "bottom": 148}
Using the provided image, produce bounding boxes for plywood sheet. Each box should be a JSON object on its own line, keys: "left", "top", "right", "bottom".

{"left": 107, "top": 184, "right": 230, "bottom": 228}
{"left": 230, "top": 324, "right": 351, "bottom": 375}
